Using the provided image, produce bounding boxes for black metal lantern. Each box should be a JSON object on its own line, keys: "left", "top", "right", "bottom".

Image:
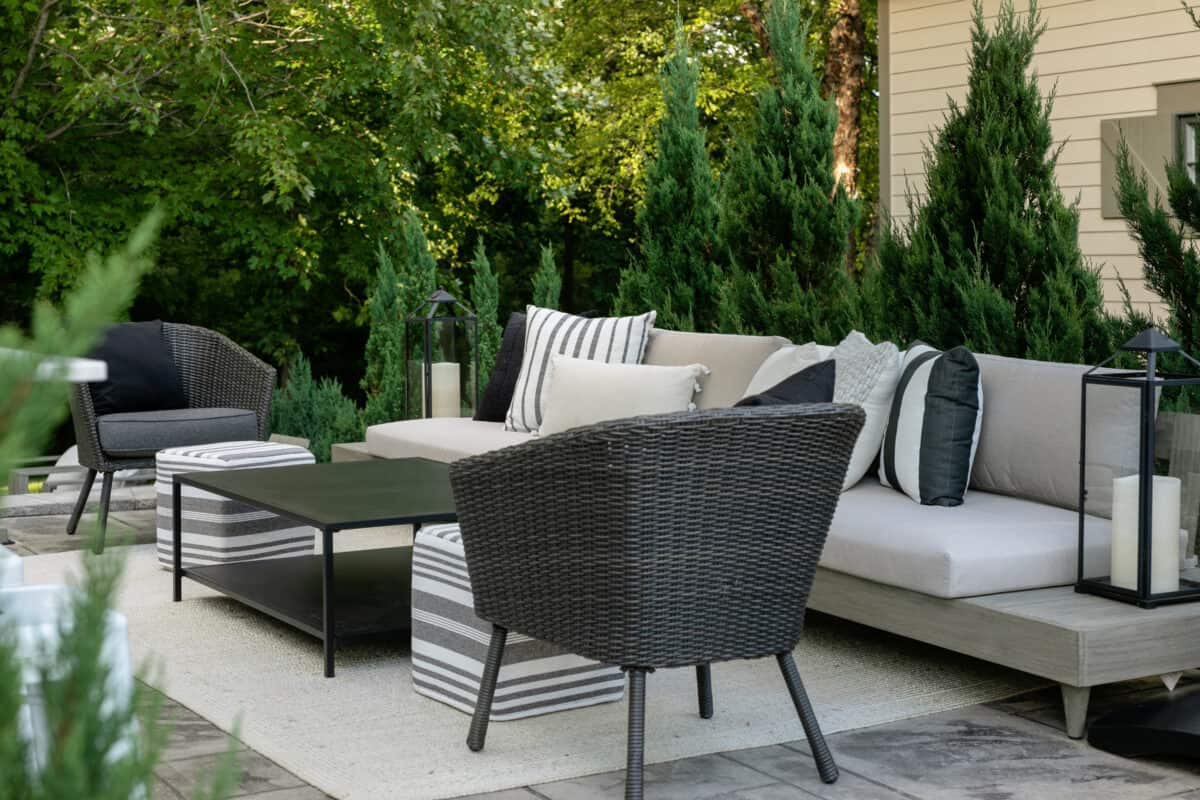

{"left": 403, "top": 289, "right": 479, "bottom": 420}
{"left": 1076, "top": 328, "right": 1200, "bottom": 607}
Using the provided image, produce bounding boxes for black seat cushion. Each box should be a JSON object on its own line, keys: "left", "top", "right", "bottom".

{"left": 735, "top": 359, "right": 836, "bottom": 407}
{"left": 88, "top": 321, "right": 187, "bottom": 416}
{"left": 474, "top": 312, "right": 527, "bottom": 423}
{"left": 97, "top": 407, "right": 258, "bottom": 458}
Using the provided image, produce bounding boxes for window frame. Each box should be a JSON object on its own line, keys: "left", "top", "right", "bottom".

{"left": 1179, "top": 113, "right": 1200, "bottom": 182}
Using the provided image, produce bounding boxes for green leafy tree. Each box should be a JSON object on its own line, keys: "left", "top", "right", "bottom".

{"left": 716, "top": 0, "right": 860, "bottom": 342}
{"left": 0, "top": 214, "right": 239, "bottom": 798}
{"left": 532, "top": 245, "right": 562, "bottom": 309}
{"left": 615, "top": 25, "right": 721, "bottom": 330}
{"left": 269, "top": 355, "right": 362, "bottom": 461}
{"left": 865, "top": 0, "right": 1109, "bottom": 362}
{"left": 470, "top": 240, "right": 503, "bottom": 386}
{"left": 359, "top": 243, "right": 406, "bottom": 428}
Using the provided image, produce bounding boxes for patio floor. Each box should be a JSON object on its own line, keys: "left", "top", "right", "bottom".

{"left": 6, "top": 508, "right": 1200, "bottom": 800}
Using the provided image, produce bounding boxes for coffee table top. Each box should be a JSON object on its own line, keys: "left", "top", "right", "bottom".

{"left": 174, "top": 457, "right": 455, "bottom": 531}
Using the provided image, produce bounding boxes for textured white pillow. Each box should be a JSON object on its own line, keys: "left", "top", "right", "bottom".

{"left": 742, "top": 343, "right": 824, "bottom": 398}
{"left": 538, "top": 356, "right": 707, "bottom": 436}
{"left": 831, "top": 331, "right": 901, "bottom": 490}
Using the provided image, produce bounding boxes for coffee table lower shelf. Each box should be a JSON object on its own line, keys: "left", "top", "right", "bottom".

{"left": 182, "top": 547, "right": 413, "bottom": 656}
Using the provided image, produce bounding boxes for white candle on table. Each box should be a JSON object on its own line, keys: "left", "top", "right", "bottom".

{"left": 1110, "top": 475, "right": 1181, "bottom": 593}
{"left": 428, "top": 362, "right": 461, "bottom": 418}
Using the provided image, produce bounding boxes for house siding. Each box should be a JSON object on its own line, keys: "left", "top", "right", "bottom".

{"left": 881, "top": 0, "right": 1200, "bottom": 316}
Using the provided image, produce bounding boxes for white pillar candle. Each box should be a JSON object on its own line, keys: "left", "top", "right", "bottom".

{"left": 1110, "top": 475, "right": 1181, "bottom": 593}
{"left": 427, "top": 361, "right": 461, "bottom": 418}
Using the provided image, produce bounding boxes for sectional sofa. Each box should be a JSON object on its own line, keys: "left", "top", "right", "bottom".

{"left": 339, "top": 328, "right": 1200, "bottom": 739}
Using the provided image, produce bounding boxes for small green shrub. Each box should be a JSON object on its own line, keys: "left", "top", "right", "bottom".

{"left": 531, "top": 244, "right": 561, "bottom": 310}
{"left": 269, "top": 354, "right": 363, "bottom": 462}
{"left": 470, "top": 240, "right": 503, "bottom": 387}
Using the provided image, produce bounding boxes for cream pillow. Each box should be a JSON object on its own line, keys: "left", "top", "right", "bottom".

{"left": 538, "top": 356, "right": 708, "bottom": 436}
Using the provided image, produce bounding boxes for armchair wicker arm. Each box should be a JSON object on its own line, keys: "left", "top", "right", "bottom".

{"left": 449, "top": 403, "right": 865, "bottom": 669}
{"left": 163, "top": 323, "right": 275, "bottom": 438}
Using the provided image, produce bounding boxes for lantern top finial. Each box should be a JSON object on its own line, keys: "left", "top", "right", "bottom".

{"left": 1121, "top": 328, "right": 1181, "bottom": 354}
{"left": 427, "top": 288, "right": 457, "bottom": 305}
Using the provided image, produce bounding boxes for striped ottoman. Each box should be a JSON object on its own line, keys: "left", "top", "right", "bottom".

{"left": 155, "top": 441, "right": 316, "bottom": 569}
{"left": 412, "top": 524, "right": 624, "bottom": 720}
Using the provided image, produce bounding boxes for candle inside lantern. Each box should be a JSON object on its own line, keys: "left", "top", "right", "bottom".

{"left": 1110, "top": 474, "right": 1181, "bottom": 593}
{"left": 427, "top": 361, "right": 461, "bottom": 418}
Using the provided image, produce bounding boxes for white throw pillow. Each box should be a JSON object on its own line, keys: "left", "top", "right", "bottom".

{"left": 538, "top": 356, "right": 707, "bottom": 436}
{"left": 878, "top": 343, "right": 983, "bottom": 506}
{"left": 505, "top": 306, "right": 657, "bottom": 433}
{"left": 831, "top": 331, "right": 901, "bottom": 490}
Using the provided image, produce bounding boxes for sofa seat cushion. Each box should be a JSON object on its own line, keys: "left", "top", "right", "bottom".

{"left": 821, "top": 479, "right": 1116, "bottom": 599}
{"left": 97, "top": 407, "right": 258, "bottom": 458}
{"left": 366, "top": 418, "right": 533, "bottom": 462}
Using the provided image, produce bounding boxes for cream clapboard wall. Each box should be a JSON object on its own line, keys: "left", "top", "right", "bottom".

{"left": 881, "top": 0, "right": 1200, "bottom": 315}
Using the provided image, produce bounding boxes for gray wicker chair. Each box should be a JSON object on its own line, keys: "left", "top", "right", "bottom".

{"left": 449, "top": 403, "right": 865, "bottom": 800}
{"left": 67, "top": 323, "right": 275, "bottom": 550}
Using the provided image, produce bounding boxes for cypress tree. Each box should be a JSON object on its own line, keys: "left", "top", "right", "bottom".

{"left": 470, "top": 238, "right": 503, "bottom": 385}
{"left": 361, "top": 209, "right": 437, "bottom": 426}
{"left": 531, "top": 244, "right": 562, "bottom": 309}
{"left": 615, "top": 25, "right": 720, "bottom": 330}
{"left": 866, "top": 0, "right": 1109, "bottom": 362}
{"left": 716, "top": 0, "right": 860, "bottom": 343}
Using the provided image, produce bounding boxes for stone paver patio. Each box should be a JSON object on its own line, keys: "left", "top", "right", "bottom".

{"left": 6, "top": 506, "right": 1200, "bottom": 800}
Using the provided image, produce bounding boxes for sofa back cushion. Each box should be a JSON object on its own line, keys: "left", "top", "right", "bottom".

{"left": 971, "top": 354, "right": 1141, "bottom": 518}
{"left": 642, "top": 330, "right": 789, "bottom": 409}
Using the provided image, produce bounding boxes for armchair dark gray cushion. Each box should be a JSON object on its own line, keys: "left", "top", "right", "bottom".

{"left": 96, "top": 407, "right": 258, "bottom": 457}
{"left": 449, "top": 403, "right": 865, "bottom": 800}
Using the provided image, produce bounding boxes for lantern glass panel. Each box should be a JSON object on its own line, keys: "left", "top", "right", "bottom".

{"left": 1076, "top": 336, "right": 1200, "bottom": 608}
{"left": 403, "top": 295, "right": 479, "bottom": 420}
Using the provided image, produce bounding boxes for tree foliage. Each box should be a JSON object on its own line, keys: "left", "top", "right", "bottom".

{"left": 615, "top": 25, "right": 721, "bottom": 330}
{"left": 866, "top": 0, "right": 1109, "bottom": 362}
{"left": 470, "top": 241, "right": 503, "bottom": 386}
{"left": 717, "top": 0, "right": 860, "bottom": 343}
{"left": 532, "top": 245, "right": 562, "bottom": 310}
{"left": 269, "top": 354, "right": 362, "bottom": 462}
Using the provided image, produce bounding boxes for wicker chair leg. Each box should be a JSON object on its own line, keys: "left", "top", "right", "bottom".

{"left": 467, "top": 624, "right": 507, "bottom": 753}
{"left": 696, "top": 664, "right": 713, "bottom": 719}
{"left": 66, "top": 468, "right": 97, "bottom": 536}
{"left": 777, "top": 652, "right": 838, "bottom": 784}
{"left": 624, "top": 668, "right": 648, "bottom": 800}
{"left": 93, "top": 471, "right": 114, "bottom": 554}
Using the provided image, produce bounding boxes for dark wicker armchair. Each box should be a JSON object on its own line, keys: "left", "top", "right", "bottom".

{"left": 67, "top": 323, "right": 275, "bottom": 549}
{"left": 449, "top": 403, "right": 865, "bottom": 800}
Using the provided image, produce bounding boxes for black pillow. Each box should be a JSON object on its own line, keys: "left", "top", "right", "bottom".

{"left": 474, "top": 312, "right": 526, "bottom": 422}
{"left": 88, "top": 321, "right": 188, "bottom": 417}
{"left": 735, "top": 359, "right": 835, "bottom": 407}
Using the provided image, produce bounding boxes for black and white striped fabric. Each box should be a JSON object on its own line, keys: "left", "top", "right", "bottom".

{"left": 412, "top": 524, "right": 625, "bottom": 720}
{"left": 155, "top": 441, "right": 317, "bottom": 569}
{"left": 878, "top": 344, "right": 983, "bottom": 506}
{"left": 504, "top": 305, "right": 656, "bottom": 433}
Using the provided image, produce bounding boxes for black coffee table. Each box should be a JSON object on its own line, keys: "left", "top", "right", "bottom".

{"left": 171, "top": 457, "right": 456, "bottom": 677}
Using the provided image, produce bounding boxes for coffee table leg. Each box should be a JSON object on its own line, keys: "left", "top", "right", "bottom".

{"left": 172, "top": 478, "right": 183, "bottom": 602}
{"left": 323, "top": 527, "right": 336, "bottom": 678}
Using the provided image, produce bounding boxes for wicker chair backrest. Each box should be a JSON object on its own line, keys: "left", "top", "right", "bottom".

{"left": 450, "top": 403, "right": 865, "bottom": 668}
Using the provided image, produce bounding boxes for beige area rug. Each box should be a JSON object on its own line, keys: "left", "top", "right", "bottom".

{"left": 23, "top": 544, "right": 1045, "bottom": 800}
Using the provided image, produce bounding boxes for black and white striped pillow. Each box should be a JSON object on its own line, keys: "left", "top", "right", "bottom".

{"left": 504, "top": 306, "right": 656, "bottom": 433}
{"left": 878, "top": 343, "right": 983, "bottom": 506}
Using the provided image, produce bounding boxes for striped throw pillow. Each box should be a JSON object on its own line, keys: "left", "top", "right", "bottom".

{"left": 504, "top": 306, "right": 656, "bottom": 433}
{"left": 878, "top": 343, "right": 983, "bottom": 506}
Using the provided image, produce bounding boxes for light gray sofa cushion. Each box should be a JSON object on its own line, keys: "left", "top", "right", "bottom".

{"left": 97, "top": 407, "right": 257, "bottom": 458}
{"left": 642, "top": 330, "right": 789, "bottom": 409}
{"left": 366, "top": 418, "right": 533, "bottom": 462}
{"left": 821, "top": 480, "right": 1116, "bottom": 598}
{"left": 970, "top": 354, "right": 1140, "bottom": 518}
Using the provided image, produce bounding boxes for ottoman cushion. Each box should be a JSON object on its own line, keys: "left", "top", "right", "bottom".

{"left": 412, "top": 523, "right": 624, "bottom": 720}
{"left": 100, "top": 407, "right": 258, "bottom": 457}
{"left": 155, "top": 441, "right": 316, "bottom": 569}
